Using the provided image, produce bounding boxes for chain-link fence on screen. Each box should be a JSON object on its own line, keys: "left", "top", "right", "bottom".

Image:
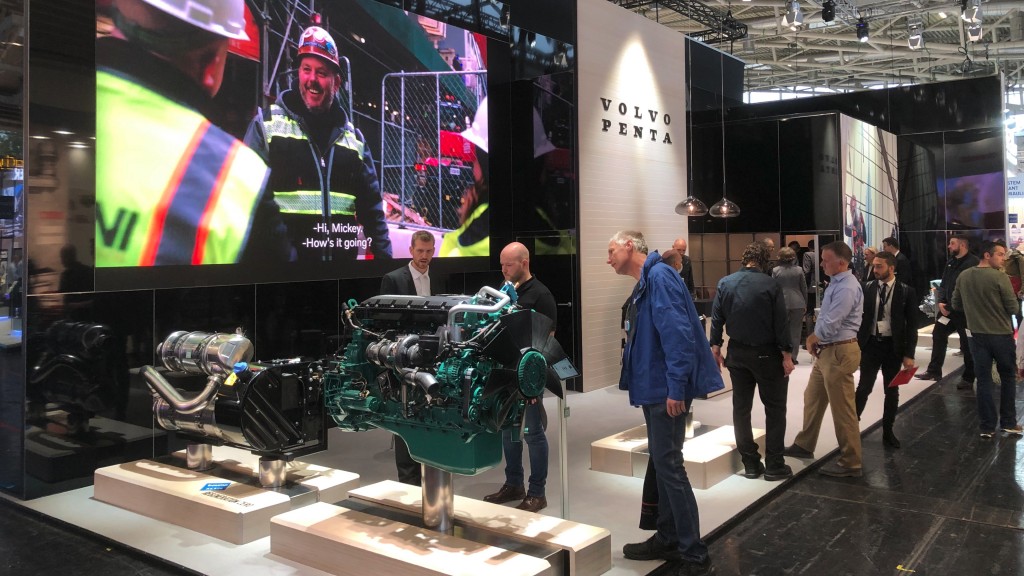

{"left": 380, "top": 70, "right": 486, "bottom": 231}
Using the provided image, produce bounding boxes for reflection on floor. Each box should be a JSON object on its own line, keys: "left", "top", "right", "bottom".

{"left": 695, "top": 375, "right": 1024, "bottom": 576}
{"left": 5, "top": 361, "right": 1024, "bottom": 576}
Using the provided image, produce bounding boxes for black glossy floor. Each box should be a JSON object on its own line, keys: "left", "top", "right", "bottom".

{"left": 2, "top": 373, "right": 1022, "bottom": 576}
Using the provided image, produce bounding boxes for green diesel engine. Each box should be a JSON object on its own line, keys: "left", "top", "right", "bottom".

{"left": 326, "top": 285, "right": 564, "bottom": 475}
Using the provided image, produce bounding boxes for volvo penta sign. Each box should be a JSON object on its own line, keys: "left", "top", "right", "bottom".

{"left": 599, "top": 98, "right": 673, "bottom": 144}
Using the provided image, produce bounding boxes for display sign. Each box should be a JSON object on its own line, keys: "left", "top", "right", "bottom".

{"left": 94, "top": 0, "right": 491, "bottom": 289}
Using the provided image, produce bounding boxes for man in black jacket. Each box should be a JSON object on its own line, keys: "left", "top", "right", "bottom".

{"left": 672, "top": 237, "right": 695, "bottom": 296}
{"left": 710, "top": 242, "right": 794, "bottom": 481}
{"left": 882, "top": 237, "right": 912, "bottom": 287}
{"left": 245, "top": 25, "right": 392, "bottom": 262}
{"left": 855, "top": 252, "right": 917, "bottom": 448}
{"left": 916, "top": 234, "right": 977, "bottom": 388}
{"left": 483, "top": 242, "right": 556, "bottom": 513}
{"left": 379, "top": 230, "right": 444, "bottom": 485}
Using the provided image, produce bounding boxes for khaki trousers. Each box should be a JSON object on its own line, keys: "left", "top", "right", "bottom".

{"left": 793, "top": 342, "right": 863, "bottom": 469}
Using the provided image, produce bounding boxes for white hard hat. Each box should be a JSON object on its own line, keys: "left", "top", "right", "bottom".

{"left": 140, "top": 0, "right": 249, "bottom": 40}
{"left": 533, "top": 108, "right": 556, "bottom": 158}
{"left": 461, "top": 97, "right": 488, "bottom": 154}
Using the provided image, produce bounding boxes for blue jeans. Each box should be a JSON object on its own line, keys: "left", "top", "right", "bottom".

{"left": 969, "top": 332, "right": 1018, "bottom": 432}
{"left": 643, "top": 402, "right": 709, "bottom": 563}
{"left": 502, "top": 401, "right": 548, "bottom": 497}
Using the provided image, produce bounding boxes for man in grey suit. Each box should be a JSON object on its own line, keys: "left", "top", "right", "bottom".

{"left": 380, "top": 230, "right": 445, "bottom": 485}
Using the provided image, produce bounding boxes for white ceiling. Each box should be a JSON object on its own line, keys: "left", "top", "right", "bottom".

{"left": 615, "top": 0, "right": 1024, "bottom": 97}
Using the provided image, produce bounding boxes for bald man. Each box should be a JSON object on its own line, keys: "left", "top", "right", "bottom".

{"left": 672, "top": 238, "right": 695, "bottom": 296}
{"left": 484, "top": 242, "right": 557, "bottom": 512}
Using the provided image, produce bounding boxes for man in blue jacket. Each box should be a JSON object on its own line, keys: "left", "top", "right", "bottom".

{"left": 609, "top": 230, "right": 722, "bottom": 576}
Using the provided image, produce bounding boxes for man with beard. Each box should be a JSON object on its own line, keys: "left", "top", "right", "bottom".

{"left": 482, "top": 242, "right": 557, "bottom": 513}
{"left": 854, "top": 251, "right": 917, "bottom": 449}
{"left": 916, "top": 234, "right": 977, "bottom": 389}
{"left": 245, "top": 25, "right": 391, "bottom": 262}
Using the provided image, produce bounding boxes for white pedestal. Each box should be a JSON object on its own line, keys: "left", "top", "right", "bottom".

{"left": 169, "top": 446, "right": 360, "bottom": 504}
{"left": 94, "top": 452, "right": 360, "bottom": 544}
{"left": 271, "top": 502, "right": 556, "bottom": 576}
{"left": 94, "top": 459, "right": 292, "bottom": 544}
{"left": 348, "top": 480, "right": 612, "bottom": 576}
{"left": 590, "top": 424, "right": 766, "bottom": 489}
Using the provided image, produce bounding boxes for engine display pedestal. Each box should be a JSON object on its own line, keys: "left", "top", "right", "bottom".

{"left": 93, "top": 449, "right": 359, "bottom": 544}
{"left": 271, "top": 501, "right": 559, "bottom": 576}
{"left": 339, "top": 480, "right": 612, "bottom": 576}
{"left": 590, "top": 424, "right": 766, "bottom": 489}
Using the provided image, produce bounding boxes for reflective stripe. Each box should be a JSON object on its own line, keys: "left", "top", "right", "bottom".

{"left": 263, "top": 105, "right": 365, "bottom": 159}
{"left": 274, "top": 190, "right": 355, "bottom": 215}
{"left": 144, "top": 121, "right": 238, "bottom": 265}
{"left": 140, "top": 120, "right": 211, "bottom": 265}
{"left": 193, "top": 140, "right": 243, "bottom": 264}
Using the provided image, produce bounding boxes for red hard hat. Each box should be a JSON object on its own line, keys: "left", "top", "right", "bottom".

{"left": 297, "top": 26, "right": 340, "bottom": 70}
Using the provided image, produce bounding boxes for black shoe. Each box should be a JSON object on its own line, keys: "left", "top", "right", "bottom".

{"left": 915, "top": 371, "right": 941, "bottom": 381}
{"left": 783, "top": 444, "right": 814, "bottom": 459}
{"left": 515, "top": 495, "right": 547, "bottom": 513}
{"left": 483, "top": 484, "right": 525, "bottom": 504}
{"left": 623, "top": 534, "right": 680, "bottom": 562}
{"left": 882, "top": 430, "right": 901, "bottom": 449}
{"left": 956, "top": 379, "right": 974, "bottom": 390}
{"left": 764, "top": 464, "right": 793, "bottom": 481}
{"left": 741, "top": 461, "right": 765, "bottom": 479}
{"left": 673, "top": 557, "right": 716, "bottom": 576}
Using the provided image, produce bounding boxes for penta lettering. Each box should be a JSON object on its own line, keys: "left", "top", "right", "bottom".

{"left": 601, "top": 119, "right": 673, "bottom": 144}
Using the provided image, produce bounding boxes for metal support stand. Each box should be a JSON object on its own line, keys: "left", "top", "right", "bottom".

{"left": 258, "top": 456, "right": 287, "bottom": 489}
{"left": 558, "top": 383, "right": 569, "bottom": 520}
{"left": 421, "top": 464, "right": 454, "bottom": 534}
{"left": 185, "top": 443, "right": 213, "bottom": 471}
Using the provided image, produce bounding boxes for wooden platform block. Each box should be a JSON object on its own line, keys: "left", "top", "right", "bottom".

{"left": 94, "top": 459, "right": 292, "bottom": 544}
{"left": 271, "top": 502, "right": 555, "bottom": 576}
{"left": 170, "top": 446, "right": 360, "bottom": 504}
{"left": 349, "top": 480, "right": 611, "bottom": 576}
{"left": 592, "top": 424, "right": 766, "bottom": 489}
{"left": 589, "top": 424, "right": 647, "bottom": 476}
{"left": 681, "top": 425, "right": 765, "bottom": 490}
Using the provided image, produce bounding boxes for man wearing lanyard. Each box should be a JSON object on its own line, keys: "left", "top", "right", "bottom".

{"left": 785, "top": 241, "right": 865, "bottom": 477}
{"left": 854, "top": 252, "right": 917, "bottom": 449}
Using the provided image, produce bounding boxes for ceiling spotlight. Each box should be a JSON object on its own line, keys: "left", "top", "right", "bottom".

{"left": 961, "top": 0, "right": 981, "bottom": 24}
{"left": 857, "top": 17, "right": 869, "bottom": 43}
{"left": 781, "top": 0, "right": 804, "bottom": 31}
{"left": 967, "top": 22, "right": 983, "bottom": 42}
{"left": 907, "top": 16, "right": 924, "bottom": 50}
{"left": 821, "top": 0, "right": 835, "bottom": 23}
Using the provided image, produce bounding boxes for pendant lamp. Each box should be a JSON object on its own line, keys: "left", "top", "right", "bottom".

{"left": 709, "top": 37, "right": 739, "bottom": 219}
{"left": 676, "top": 196, "right": 709, "bottom": 216}
{"left": 678, "top": 37, "right": 708, "bottom": 218}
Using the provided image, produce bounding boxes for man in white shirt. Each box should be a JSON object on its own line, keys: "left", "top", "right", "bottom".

{"left": 380, "top": 230, "right": 443, "bottom": 484}
{"left": 854, "top": 251, "right": 917, "bottom": 449}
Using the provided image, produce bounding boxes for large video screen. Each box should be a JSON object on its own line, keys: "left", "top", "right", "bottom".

{"left": 94, "top": 0, "right": 490, "bottom": 288}
{"left": 841, "top": 116, "right": 898, "bottom": 279}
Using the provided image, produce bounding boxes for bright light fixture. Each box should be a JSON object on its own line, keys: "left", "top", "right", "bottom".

{"left": 781, "top": 0, "right": 804, "bottom": 31}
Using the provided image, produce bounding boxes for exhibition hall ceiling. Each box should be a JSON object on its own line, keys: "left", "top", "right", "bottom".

{"left": 612, "top": 0, "right": 1024, "bottom": 96}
